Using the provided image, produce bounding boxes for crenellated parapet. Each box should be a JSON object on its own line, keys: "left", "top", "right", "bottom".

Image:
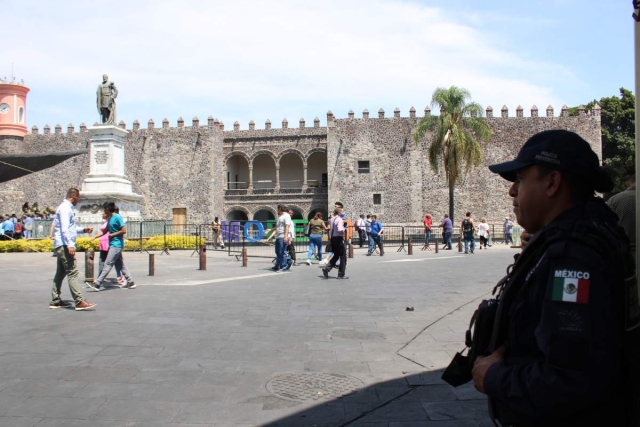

{"left": 25, "top": 104, "right": 602, "bottom": 141}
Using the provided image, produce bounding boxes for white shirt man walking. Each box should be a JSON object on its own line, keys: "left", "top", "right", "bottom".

{"left": 50, "top": 188, "right": 96, "bottom": 311}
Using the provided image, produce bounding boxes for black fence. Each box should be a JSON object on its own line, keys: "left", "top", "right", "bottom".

{"left": 29, "top": 219, "right": 521, "bottom": 256}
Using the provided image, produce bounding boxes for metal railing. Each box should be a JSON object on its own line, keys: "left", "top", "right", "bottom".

{"left": 23, "top": 219, "right": 521, "bottom": 253}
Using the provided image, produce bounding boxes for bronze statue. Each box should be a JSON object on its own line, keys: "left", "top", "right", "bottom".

{"left": 96, "top": 74, "right": 118, "bottom": 124}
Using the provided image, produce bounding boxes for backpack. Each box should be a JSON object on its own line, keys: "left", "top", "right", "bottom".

{"left": 463, "top": 219, "right": 473, "bottom": 232}
{"left": 14, "top": 222, "right": 22, "bottom": 233}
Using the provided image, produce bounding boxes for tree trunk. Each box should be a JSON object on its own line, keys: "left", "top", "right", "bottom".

{"left": 449, "top": 181, "right": 455, "bottom": 224}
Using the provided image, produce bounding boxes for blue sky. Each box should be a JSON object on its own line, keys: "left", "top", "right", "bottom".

{"left": 2, "top": 0, "right": 635, "bottom": 130}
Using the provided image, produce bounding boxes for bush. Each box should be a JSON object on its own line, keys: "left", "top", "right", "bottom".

{"left": 0, "top": 235, "right": 202, "bottom": 253}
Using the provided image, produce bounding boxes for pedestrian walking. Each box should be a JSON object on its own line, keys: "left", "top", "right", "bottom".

{"left": 367, "top": 215, "right": 384, "bottom": 256}
{"left": 355, "top": 214, "right": 367, "bottom": 248}
{"left": 607, "top": 172, "right": 636, "bottom": 263}
{"left": 287, "top": 209, "right": 298, "bottom": 266}
{"left": 322, "top": 203, "right": 348, "bottom": 279}
{"left": 49, "top": 188, "right": 96, "bottom": 311}
{"left": 87, "top": 202, "right": 136, "bottom": 290}
{"left": 477, "top": 218, "right": 490, "bottom": 249}
{"left": 503, "top": 217, "right": 514, "bottom": 245}
{"left": 471, "top": 129, "right": 640, "bottom": 426}
{"left": 423, "top": 213, "right": 433, "bottom": 249}
{"left": 305, "top": 212, "right": 328, "bottom": 265}
{"left": 267, "top": 204, "right": 292, "bottom": 272}
{"left": 461, "top": 212, "right": 476, "bottom": 254}
{"left": 440, "top": 214, "right": 453, "bottom": 250}
{"left": 22, "top": 214, "right": 33, "bottom": 239}
{"left": 210, "top": 216, "right": 225, "bottom": 249}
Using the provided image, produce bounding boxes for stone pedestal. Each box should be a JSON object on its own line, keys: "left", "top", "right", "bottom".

{"left": 77, "top": 125, "right": 143, "bottom": 221}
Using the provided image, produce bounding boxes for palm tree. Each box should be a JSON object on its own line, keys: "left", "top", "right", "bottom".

{"left": 413, "top": 86, "right": 492, "bottom": 223}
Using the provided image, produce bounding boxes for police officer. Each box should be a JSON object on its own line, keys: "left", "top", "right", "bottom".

{"left": 472, "top": 130, "right": 640, "bottom": 426}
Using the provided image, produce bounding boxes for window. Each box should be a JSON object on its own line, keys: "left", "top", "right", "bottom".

{"left": 358, "top": 160, "right": 370, "bottom": 174}
{"left": 373, "top": 194, "right": 382, "bottom": 205}
{"left": 18, "top": 107, "right": 24, "bottom": 123}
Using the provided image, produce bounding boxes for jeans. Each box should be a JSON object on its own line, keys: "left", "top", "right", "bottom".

{"left": 463, "top": 231, "right": 475, "bottom": 253}
{"left": 275, "top": 238, "right": 288, "bottom": 270}
{"left": 51, "top": 245, "right": 83, "bottom": 304}
{"left": 95, "top": 247, "right": 133, "bottom": 285}
{"left": 425, "top": 230, "right": 431, "bottom": 246}
{"left": 443, "top": 231, "right": 453, "bottom": 249}
{"left": 99, "top": 250, "right": 122, "bottom": 277}
{"left": 368, "top": 235, "right": 381, "bottom": 254}
{"left": 505, "top": 233, "right": 513, "bottom": 245}
{"left": 307, "top": 234, "right": 323, "bottom": 260}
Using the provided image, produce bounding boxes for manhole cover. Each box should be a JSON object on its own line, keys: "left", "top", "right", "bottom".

{"left": 266, "top": 372, "right": 365, "bottom": 402}
{"left": 331, "top": 330, "right": 384, "bottom": 340}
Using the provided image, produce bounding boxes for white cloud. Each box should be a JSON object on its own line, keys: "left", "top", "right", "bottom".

{"left": 3, "top": 0, "right": 576, "bottom": 128}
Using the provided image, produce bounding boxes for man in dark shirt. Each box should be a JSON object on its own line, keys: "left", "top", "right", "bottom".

{"left": 472, "top": 130, "right": 640, "bottom": 426}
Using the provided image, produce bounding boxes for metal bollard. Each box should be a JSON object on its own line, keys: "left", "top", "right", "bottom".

{"left": 149, "top": 254, "right": 155, "bottom": 276}
{"left": 348, "top": 241, "right": 354, "bottom": 258}
{"left": 408, "top": 238, "right": 413, "bottom": 255}
{"left": 84, "top": 250, "right": 95, "bottom": 282}
{"left": 242, "top": 248, "right": 248, "bottom": 267}
{"left": 458, "top": 237, "right": 463, "bottom": 253}
{"left": 199, "top": 244, "right": 206, "bottom": 270}
{"left": 435, "top": 240, "right": 439, "bottom": 254}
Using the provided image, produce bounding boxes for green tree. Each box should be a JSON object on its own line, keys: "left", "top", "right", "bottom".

{"left": 600, "top": 88, "right": 635, "bottom": 196}
{"left": 570, "top": 88, "right": 635, "bottom": 196}
{"left": 413, "top": 86, "right": 492, "bottom": 223}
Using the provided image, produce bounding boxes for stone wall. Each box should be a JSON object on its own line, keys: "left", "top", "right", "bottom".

{"left": 327, "top": 107, "right": 601, "bottom": 224}
{"left": 0, "top": 106, "right": 601, "bottom": 224}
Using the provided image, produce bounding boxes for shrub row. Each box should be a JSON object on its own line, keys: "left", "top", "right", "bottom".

{"left": 0, "top": 235, "right": 202, "bottom": 253}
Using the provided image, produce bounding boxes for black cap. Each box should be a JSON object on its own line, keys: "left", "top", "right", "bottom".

{"left": 488, "top": 130, "right": 613, "bottom": 193}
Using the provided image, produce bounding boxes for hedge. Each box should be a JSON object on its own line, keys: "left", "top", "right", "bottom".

{"left": 0, "top": 235, "right": 202, "bottom": 253}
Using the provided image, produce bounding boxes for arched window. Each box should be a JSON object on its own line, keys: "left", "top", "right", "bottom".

{"left": 18, "top": 107, "right": 24, "bottom": 123}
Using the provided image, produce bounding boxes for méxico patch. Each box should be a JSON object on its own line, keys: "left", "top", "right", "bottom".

{"left": 552, "top": 270, "right": 590, "bottom": 304}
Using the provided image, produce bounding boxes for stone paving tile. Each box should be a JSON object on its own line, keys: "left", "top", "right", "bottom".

{"left": 4, "top": 396, "right": 106, "bottom": 419}
{"left": 0, "top": 379, "right": 87, "bottom": 398}
{"left": 90, "top": 399, "right": 183, "bottom": 422}
{"left": 304, "top": 361, "right": 371, "bottom": 374}
{"left": 0, "top": 417, "right": 43, "bottom": 427}
{"left": 72, "top": 382, "right": 158, "bottom": 399}
{"left": 395, "top": 385, "right": 457, "bottom": 402}
{"left": 63, "top": 367, "right": 140, "bottom": 383}
{"left": 422, "top": 400, "right": 490, "bottom": 421}
{"left": 96, "top": 345, "right": 165, "bottom": 357}
{"left": 128, "top": 369, "right": 204, "bottom": 385}
{"left": 0, "top": 367, "right": 73, "bottom": 381}
{"left": 0, "top": 395, "right": 29, "bottom": 416}
{"left": 173, "top": 402, "right": 266, "bottom": 424}
{"left": 352, "top": 401, "right": 429, "bottom": 422}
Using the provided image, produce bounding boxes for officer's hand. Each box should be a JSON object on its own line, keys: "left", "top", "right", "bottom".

{"left": 520, "top": 230, "right": 533, "bottom": 249}
{"left": 472, "top": 345, "right": 506, "bottom": 393}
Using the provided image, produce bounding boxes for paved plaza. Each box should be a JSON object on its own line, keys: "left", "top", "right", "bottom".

{"left": 0, "top": 243, "right": 518, "bottom": 426}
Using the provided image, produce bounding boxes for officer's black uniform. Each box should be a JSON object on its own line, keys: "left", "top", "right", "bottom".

{"left": 485, "top": 199, "right": 640, "bottom": 426}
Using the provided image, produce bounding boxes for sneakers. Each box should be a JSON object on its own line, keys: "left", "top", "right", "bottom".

{"left": 322, "top": 267, "right": 330, "bottom": 278}
{"left": 75, "top": 301, "right": 97, "bottom": 311}
{"left": 271, "top": 266, "right": 279, "bottom": 271}
{"left": 121, "top": 281, "right": 136, "bottom": 289}
{"left": 86, "top": 282, "right": 101, "bottom": 292}
{"left": 49, "top": 301, "right": 72, "bottom": 309}
{"left": 305, "top": 259, "right": 311, "bottom": 265}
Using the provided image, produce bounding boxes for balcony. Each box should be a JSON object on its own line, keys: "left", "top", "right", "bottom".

{"left": 224, "top": 179, "right": 327, "bottom": 200}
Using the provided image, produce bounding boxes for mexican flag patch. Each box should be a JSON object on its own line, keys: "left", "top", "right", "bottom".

{"left": 552, "top": 273, "right": 590, "bottom": 304}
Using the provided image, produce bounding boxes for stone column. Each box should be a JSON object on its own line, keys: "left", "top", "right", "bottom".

{"left": 275, "top": 165, "right": 280, "bottom": 192}
{"left": 302, "top": 166, "right": 308, "bottom": 191}
{"left": 248, "top": 166, "right": 254, "bottom": 193}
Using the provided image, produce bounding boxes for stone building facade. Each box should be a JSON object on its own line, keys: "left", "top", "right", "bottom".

{"left": 0, "top": 104, "right": 601, "bottom": 224}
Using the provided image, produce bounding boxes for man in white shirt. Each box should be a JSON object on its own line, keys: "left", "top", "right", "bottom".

{"left": 50, "top": 188, "right": 96, "bottom": 311}
{"left": 356, "top": 214, "right": 367, "bottom": 248}
{"left": 287, "top": 209, "right": 297, "bottom": 266}
{"left": 269, "top": 204, "right": 292, "bottom": 272}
